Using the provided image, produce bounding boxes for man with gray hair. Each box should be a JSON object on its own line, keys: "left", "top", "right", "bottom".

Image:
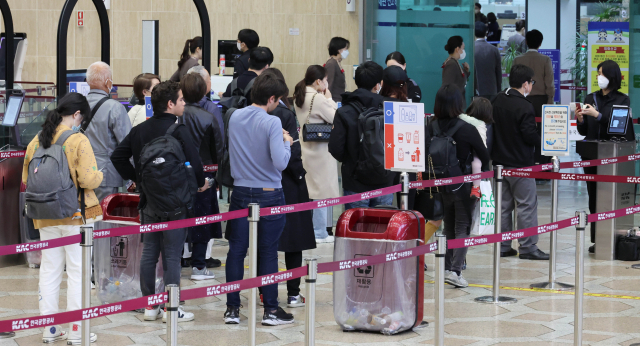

{"left": 84, "top": 61, "right": 132, "bottom": 201}
{"left": 187, "top": 65, "right": 224, "bottom": 137}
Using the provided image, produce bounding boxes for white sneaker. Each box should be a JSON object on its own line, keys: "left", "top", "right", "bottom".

{"left": 42, "top": 325, "right": 67, "bottom": 343}
{"left": 162, "top": 306, "right": 195, "bottom": 323}
{"left": 444, "top": 271, "right": 469, "bottom": 288}
{"left": 316, "top": 236, "right": 335, "bottom": 244}
{"left": 143, "top": 306, "right": 162, "bottom": 321}
{"left": 287, "top": 294, "right": 305, "bottom": 308}
{"left": 67, "top": 324, "right": 97, "bottom": 345}
{"left": 190, "top": 267, "right": 216, "bottom": 281}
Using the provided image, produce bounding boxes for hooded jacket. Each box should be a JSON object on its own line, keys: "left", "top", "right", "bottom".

{"left": 329, "top": 88, "right": 395, "bottom": 193}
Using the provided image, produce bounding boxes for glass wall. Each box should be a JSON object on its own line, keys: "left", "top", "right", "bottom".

{"left": 364, "top": 0, "right": 474, "bottom": 112}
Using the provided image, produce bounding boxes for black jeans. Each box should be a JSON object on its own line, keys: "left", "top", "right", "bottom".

{"left": 583, "top": 166, "right": 597, "bottom": 243}
{"left": 191, "top": 242, "right": 208, "bottom": 269}
{"left": 442, "top": 192, "right": 472, "bottom": 273}
{"left": 285, "top": 251, "right": 302, "bottom": 297}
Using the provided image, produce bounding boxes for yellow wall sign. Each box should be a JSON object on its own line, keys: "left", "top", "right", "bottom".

{"left": 588, "top": 22, "right": 629, "bottom": 94}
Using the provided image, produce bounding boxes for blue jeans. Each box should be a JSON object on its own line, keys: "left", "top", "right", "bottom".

{"left": 313, "top": 200, "right": 328, "bottom": 239}
{"left": 343, "top": 190, "right": 394, "bottom": 210}
{"left": 225, "top": 187, "right": 286, "bottom": 310}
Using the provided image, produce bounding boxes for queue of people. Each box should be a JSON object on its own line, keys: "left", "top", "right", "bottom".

{"left": 21, "top": 24, "right": 629, "bottom": 341}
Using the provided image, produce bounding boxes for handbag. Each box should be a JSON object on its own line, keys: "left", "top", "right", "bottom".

{"left": 415, "top": 155, "right": 444, "bottom": 221}
{"left": 302, "top": 93, "right": 332, "bottom": 142}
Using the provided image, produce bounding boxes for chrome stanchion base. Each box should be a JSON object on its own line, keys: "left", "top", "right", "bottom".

{"left": 412, "top": 321, "right": 429, "bottom": 330}
{"left": 0, "top": 332, "right": 15, "bottom": 338}
{"left": 631, "top": 264, "right": 640, "bottom": 270}
{"left": 474, "top": 296, "right": 517, "bottom": 304}
{"left": 530, "top": 281, "right": 574, "bottom": 290}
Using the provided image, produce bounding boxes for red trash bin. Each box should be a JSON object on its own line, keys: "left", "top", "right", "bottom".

{"left": 94, "top": 193, "right": 163, "bottom": 306}
{"left": 333, "top": 208, "right": 425, "bottom": 335}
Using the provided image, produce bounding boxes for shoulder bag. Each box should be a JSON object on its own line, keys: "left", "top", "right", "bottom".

{"left": 414, "top": 155, "right": 444, "bottom": 221}
{"left": 302, "top": 93, "right": 332, "bottom": 142}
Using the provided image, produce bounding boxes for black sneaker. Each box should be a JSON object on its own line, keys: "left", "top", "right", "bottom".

{"left": 224, "top": 306, "right": 240, "bottom": 324}
{"left": 206, "top": 258, "right": 222, "bottom": 268}
{"left": 261, "top": 307, "right": 294, "bottom": 326}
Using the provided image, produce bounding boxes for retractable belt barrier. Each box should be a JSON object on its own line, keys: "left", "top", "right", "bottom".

{"left": 2, "top": 199, "right": 640, "bottom": 333}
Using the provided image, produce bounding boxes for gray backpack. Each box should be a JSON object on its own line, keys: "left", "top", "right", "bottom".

{"left": 25, "top": 130, "right": 80, "bottom": 220}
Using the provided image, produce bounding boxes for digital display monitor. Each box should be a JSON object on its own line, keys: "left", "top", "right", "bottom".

{"left": 67, "top": 69, "right": 87, "bottom": 83}
{"left": 1, "top": 91, "right": 25, "bottom": 127}
{"left": 217, "top": 40, "right": 241, "bottom": 69}
{"left": 607, "top": 106, "right": 630, "bottom": 136}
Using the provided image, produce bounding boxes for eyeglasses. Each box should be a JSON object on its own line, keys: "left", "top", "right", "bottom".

{"left": 530, "top": 80, "right": 536, "bottom": 86}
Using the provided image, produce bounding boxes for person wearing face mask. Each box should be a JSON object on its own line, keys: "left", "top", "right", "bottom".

{"left": 324, "top": 36, "right": 350, "bottom": 102}
{"left": 293, "top": 65, "right": 339, "bottom": 243}
{"left": 386, "top": 51, "right": 422, "bottom": 103}
{"left": 442, "top": 36, "right": 470, "bottom": 100}
{"left": 84, "top": 62, "right": 132, "bottom": 202}
{"left": 233, "top": 29, "right": 260, "bottom": 79}
{"left": 22, "top": 92, "right": 103, "bottom": 344}
{"left": 128, "top": 73, "right": 160, "bottom": 127}
{"left": 329, "top": 61, "right": 396, "bottom": 209}
{"left": 491, "top": 64, "right": 549, "bottom": 261}
{"left": 223, "top": 72, "right": 294, "bottom": 326}
{"left": 576, "top": 59, "right": 632, "bottom": 252}
{"left": 170, "top": 36, "right": 203, "bottom": 82}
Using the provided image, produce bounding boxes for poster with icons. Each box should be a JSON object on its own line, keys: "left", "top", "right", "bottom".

{"left": 384, "top": 101, "right": 425, "bottom": 172}
{"left": 542, "top": 105, "right": 570, "bottom": 156}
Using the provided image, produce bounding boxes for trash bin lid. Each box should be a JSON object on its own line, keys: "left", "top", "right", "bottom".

{"left": 101, "top": 193, "right": 141, "bottom": 224}
{"left": 335, "top": 208, "right": 424, "bottom": 241}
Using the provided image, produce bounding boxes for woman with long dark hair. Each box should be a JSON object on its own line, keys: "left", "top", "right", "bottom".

{"left": 293, "top": 65, "right": 339, "bottom": 243}
{"left": 442, "top": 36, "right": 470, "bottom": 100}
{"left": 425, "top": 84, "right": 489, "bottom": 288}
{"left": 22, "top": 92, "right": 103, "bottom": 344}
{"left": 386, "top": 51, "right": 422, "bottom": 103}
{"left": 170, "top": 36, "right": 203, "bottom": 82}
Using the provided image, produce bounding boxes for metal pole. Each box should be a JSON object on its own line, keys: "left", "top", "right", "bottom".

{"left": 475, "top": 166, "right": 517, "bottom": 304}
{"left": 434, "top": 234, "right": 446, "bottom": 346}
{"left": 304, "top": 259, "right": 317, "bottom": 346}
{"left": 166, "top": 284, "right": 179, "bottom": 346}
{"left": 400, "top": 172, "right": 410, "bottom": 210}
{"left": 531, "top": 157, "right": 573, "bottom": 290}
{"left": 574, "top": 211, "right": 587, "bottom": 346}
{"left": 80, "top": 226, "right": 93, "bottom": 345}
{"left": 248, "top": 204, "right": 260, "bottom": 346}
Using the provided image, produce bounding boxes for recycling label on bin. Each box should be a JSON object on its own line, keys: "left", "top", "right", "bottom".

{"left": 354, "top": 254, "right": 374, "bottom": 287}
{"left": 111, "top": 237, "right": 129, "bottom": 268}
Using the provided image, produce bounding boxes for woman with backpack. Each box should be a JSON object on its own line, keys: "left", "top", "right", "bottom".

{"left": 170, "top": 36, "right": 203, "bottom": 82}
{"left": 425, "top": 84, "right": 489, "bottom": 289}
{"left": 22, "top": 93, "right": 103, "bottom": 344}
{"left": 293, "top": 65, "right": 339, "bottom": 243}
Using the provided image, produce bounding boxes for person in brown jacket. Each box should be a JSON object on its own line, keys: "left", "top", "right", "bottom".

{"left": 324, "top": 37, "right": 350, "bottom": 103}
{"left": 170, "top": 36, "right": 203, "bottom": 82}
{"left": 513, "top": 29, "right": 555, "bottom": 167}
{"left": 22, "top": 93, "right": 103, "bottom": 344}
{"left": 442, "top": 35, "right": 470, "bottom": 100}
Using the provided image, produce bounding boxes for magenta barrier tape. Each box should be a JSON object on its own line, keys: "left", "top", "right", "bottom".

{"left": 0, "top": 151, "right": 26, "bottom": 159}
{"left": 559, "top": 154, "right": 640, "bottom": 169}
{"left": 501, "top": 170, "right": 640, "bottom": 184}
{"left": 409, "top": 171, "right": 494, "bottom": 190}
{"left": 0, "top": 234, "right": 81, "bottom": 257}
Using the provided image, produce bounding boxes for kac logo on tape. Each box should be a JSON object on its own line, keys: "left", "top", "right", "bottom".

{"left": 626, "top": 206, "right": 640, "bottom": 215}
{"left": 12, "top": 319, "right": 30, "bottom": 330}
{"left": 147, "top": 293, "right": 167, "bottom": 306}
{"left": 385, "top": 250, "right": 412, "bottom": 262}
{"left": 261, "top": 271, "right": 293, "bottom": 286}
{"left": 82, "top": 308, "right": 99, "bottom": 320}
{"left": 360, "top": 190, "right": 382, "bottom": 200}
{"left": 195, "top": 215, "right": 222, "bottom": 225}
{"left": 139, "top": 223, "right": 168, "bottom": 233}
{"left": 597, "top": 212, "right": 615, "bottom": 221}
{"left": 537, "top": 224, "right": 559, "bottom": 234}
{"left": 502, "top": 232, "right": 524, "bottom": 241}
{"left": 464, "top": 237, "right": 487, "bottom": 247}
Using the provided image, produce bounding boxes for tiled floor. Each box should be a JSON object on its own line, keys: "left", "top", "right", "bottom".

{"left": 1, "top": 151, "right": 640, "bottom": 345}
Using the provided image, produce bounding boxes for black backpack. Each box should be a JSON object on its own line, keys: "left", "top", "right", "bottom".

{"left": 219, "top": 78, "right": 255, "bottom": 112}
{"left": 138, "top": 124, "right": 198, "bottom": 216}
{"left": 428, "top": 120, "right": 469, "bottom": 193}
{"left": 353, "top": 102, "right": 393, "bottom": 185}
{"left": 216, "top": 108, "right": 237, "bottom": 188}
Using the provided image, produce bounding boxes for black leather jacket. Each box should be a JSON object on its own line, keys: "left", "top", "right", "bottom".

{"left": 180, "top": 103, "right": 224, "bottom": 165}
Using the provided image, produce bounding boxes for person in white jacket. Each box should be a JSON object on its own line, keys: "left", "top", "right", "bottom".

{"left": 293, "top": 65, "right": 339, "bottom": 243}
{"left": 128, "top": 73, "right": 160, "bottom": 127}
{"left": 461, "top": 97, "right": 493, "bottom": 198}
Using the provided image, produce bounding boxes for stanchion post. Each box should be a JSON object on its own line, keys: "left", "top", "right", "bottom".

{"left": 400, "top": 172, "right": 409, "bottom": 210}
{"left": 248, "top": 203, "right": 260, "bottom": 346}
{"left": 531, "top": 156, "right": 573, "bottom": 290}
{"left": 166, "top": 284, "right": 179, "bottom": 346}
{"left": 434, "top": 234, "right": 446, "bottom": 346}
{"left": 304, "top": 258, "right": 317, "bottom": 346}
{"left": 80, "top": 226, "right": 93, "bottom": 345}
{"left": 475, "top": 166, "right": 517, "bottom": 304}
{"left": 574, "top": 211, "right": 587, "bottom": 346}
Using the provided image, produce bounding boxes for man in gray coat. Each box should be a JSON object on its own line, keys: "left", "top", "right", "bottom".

{"left": 84, "top": 62, "right": 132, "bottom": 201}
{"left": 474, "top": 21, "right": 502, "bottom": 100}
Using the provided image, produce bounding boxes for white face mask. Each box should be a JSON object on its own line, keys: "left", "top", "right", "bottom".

{"left": 523, "top": 82, "right": 531, "bottom": 97}
{"left": 597, "top": 75, "right": 610, "bottom": 90}
{"left": 459, "top": 49, "right": 466, "bottom": 60}
{"left": 237, "top": 42, "right": 243, "bottom": 51}
{"left": 376, "top": 84, "right": 381, "bottom": 94}
{"left": 341, "top": 50, "right": 349, "bottom": 60}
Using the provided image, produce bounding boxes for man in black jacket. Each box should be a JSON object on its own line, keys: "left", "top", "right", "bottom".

{"left": 111, "top": 81, "right": 210, "bottom": 322}
{"left": 221, "top": 47, "right": 273, "bottom": 105}
{"left": 492, "top": 64, "right": 549, "bottom": 260}
{"left": 329, "top": 61, "right": 395, "bottom": 209}
{"left": 233, "top": 29, "right": 259, "bottom": 79}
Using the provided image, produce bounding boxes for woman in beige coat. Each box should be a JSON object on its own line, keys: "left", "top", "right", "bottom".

{"left": 293, "top": 65, "right": 339, "bottom": 243}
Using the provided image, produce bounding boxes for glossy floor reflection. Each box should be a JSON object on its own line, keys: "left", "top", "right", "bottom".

{"left": 1, "top": 150, "right": 639, "bottom": 345}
